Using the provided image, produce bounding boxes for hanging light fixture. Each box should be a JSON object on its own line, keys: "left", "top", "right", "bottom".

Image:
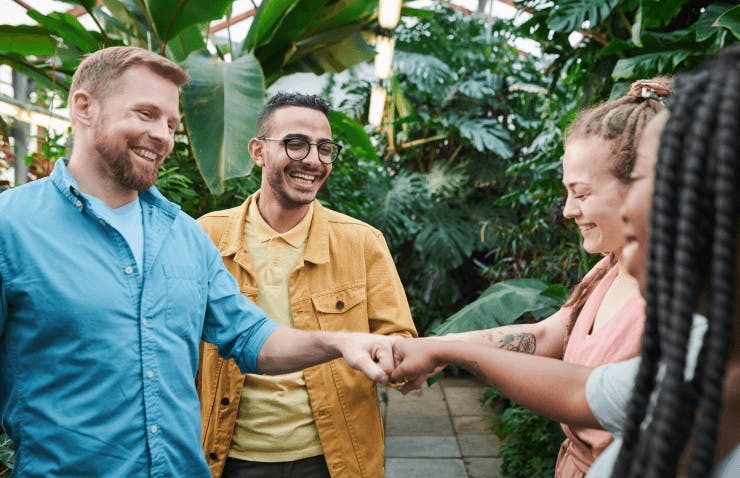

{"left": 374, "top": 34, "right": 395, "bottom": 80}
{"left": 378, "top": 0, "right": 402, "bottom": 29}
{"left": 368, "top": 84, "right": 387, "bottom": 127}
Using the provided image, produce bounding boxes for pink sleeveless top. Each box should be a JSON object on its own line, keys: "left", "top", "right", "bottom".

{"left": 554, "top": 257, "right": 645, "bottom": 478}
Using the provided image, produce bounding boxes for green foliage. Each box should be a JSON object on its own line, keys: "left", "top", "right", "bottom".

{"left": 484, "top": 388, "right": 565, "bottom": 478}
{"left": 0, "top": 0, "right": 379, "bottom": 194}
{"left": 0, "top": 431, "right": 12, "bottom": 474}
{"left": 430, "top": 279, "right": 567, "bottom": 336}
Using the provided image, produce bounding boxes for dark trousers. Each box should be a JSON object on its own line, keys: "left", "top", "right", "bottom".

{"left": 221, "top": 455, "right": 331, "bottom": 478}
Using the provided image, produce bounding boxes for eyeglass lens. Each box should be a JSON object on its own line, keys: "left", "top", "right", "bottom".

{"left": 285, "top": 138, "right": 338, "bottom": 163}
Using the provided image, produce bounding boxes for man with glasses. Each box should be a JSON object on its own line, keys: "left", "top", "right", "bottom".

{"left": 196, "top": 92, "right": 417, "bottom": 478}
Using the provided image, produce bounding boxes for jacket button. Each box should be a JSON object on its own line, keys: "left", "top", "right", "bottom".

{"left": 209, "top": 452, "right": 217, "bottom": 460}
{"left": 221, "top": 397, "right": 230, "bottom": 406}
{"left": 336, "top": 300, "right": 344, "bottom": 310}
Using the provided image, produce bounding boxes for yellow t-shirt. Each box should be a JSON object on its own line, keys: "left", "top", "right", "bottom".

{"left": 228, "top": 196, "right": 323, "bottom": 462}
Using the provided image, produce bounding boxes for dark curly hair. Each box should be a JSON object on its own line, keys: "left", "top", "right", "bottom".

{"left": 611, "top": 45, "right": 740, "bottom": 478}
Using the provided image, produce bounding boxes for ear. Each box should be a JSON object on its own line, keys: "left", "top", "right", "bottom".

{"left": 249, "top": 137, "right": 266, "bottom": 167}
{"left": 70, "top": 90, "right": 96, "bottom": 127}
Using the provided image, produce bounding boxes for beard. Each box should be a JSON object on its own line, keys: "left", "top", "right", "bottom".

{"left": 265, "top": 162, "right": 327, "bottom": 209}
{"left": 94, "top": 136, "right": 162, "bottom": 192}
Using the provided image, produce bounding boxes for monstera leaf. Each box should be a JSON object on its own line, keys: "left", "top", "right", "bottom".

{"left": 182, "top": 50, "right": 265, "bottom": 194}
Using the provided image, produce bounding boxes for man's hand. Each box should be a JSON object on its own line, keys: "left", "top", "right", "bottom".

{"left": 257, "top": 327, "right": 397, "bottom": 384}
{"left": 390, "top": 338, "right": 447, "bottom": 394}
{"left": 337, "top": 333, "right": 397, "bottom": 385}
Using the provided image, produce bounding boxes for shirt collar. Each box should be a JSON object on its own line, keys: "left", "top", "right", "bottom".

{"left": 217, "top": 191, "right": 330, "bottom": 264}
{"left": 50, "top": 158, "right": 180, "bottom": 219}
{"left": 246, "top": 191, "right": 313, "bottom": 248}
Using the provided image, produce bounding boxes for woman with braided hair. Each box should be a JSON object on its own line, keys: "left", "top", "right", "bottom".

{"left": 607, "top": 44, "right": 740, "bottom": 478}
{"left": 390, "top": 45, "right": 739, "bottom": 477}
{"left": 417, "top": 79, "right": 671, "bottom": 476}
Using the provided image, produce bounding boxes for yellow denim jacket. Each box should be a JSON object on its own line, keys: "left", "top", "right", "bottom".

{"left": 196, "top": 194, "right": 417, "bottom": 478}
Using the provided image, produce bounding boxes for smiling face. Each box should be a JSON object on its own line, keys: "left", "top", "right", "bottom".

{"left": 91, "top": 65, "right": 180, "bottom": 191}
{"left": 562, "top": 136, "right": 630, "bottom": 255}
{"left": 621, "top": 112, "right": 668, "bottom": 291}
{"left": 251, "top": 106, "right": 332, "bottom": 210}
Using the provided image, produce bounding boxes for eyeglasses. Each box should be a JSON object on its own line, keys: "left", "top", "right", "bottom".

{"left": 258, "top": 136, "right": 342, "bottom": 164}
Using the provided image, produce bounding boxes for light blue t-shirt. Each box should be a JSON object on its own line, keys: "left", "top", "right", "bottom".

{"left": 87, "top": 195, "right": 144, "bottom": 273}
{"left": 585, "top": 315, "right": 731, "bottom": 477}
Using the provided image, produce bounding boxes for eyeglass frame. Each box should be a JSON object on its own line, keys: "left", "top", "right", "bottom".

{"left": 257, "top": 136, "right": 342, "bottom": 164}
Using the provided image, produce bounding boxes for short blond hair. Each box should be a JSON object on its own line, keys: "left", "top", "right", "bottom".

{"left": 70, "top": 46, "right": 189, "bottom": 99}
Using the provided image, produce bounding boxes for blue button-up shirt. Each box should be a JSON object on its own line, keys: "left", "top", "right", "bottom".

{"left": 0, "top": 160, "right": 279, "bottom": 477}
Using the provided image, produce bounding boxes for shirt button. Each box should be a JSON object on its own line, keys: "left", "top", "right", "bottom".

{"left": 124, "top": 266, "right": 134, "bottom": 275}
{"left": 146, "top": 370, "right": 154, "bottom": 379}
{"left": 221, "top": 397, "right": 230, "bottom": 406}
{"left": 142, "top": 318, "right": 149, "bottom": 327}
{"left": 208, "top": 452, "right": 217, "bottom": 461}
{"left": 75, "top": 200, "right": 82, "bottom": 207}
{"left": 336, "top": 300, "right": 345, "bottom": 310}
{"left": 150, "top": 425, "right": 158, "bottom": 433}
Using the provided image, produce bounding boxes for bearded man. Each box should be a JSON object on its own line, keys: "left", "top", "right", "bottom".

{"left": 0, "top": 47, "right": 398, "bottom": 477}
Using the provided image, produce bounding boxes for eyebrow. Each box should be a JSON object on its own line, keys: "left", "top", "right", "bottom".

{"left": 283, "top": 133, "right": 333, "bottom": 143}
{"left": 132, "top": 103, "right": 180, "bottom": 125}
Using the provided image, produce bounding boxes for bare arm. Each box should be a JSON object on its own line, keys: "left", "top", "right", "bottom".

{"left": 257, "top": 326, "right": 396, "bottom": 384}
{"left": 439, "top": 312, "right": 568, "bottom": 358}
{"left": 391, "top": 337, "right": 599, "bottom": 428}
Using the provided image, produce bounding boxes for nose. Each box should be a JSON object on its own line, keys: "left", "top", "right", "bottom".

{"left": 562, "top": 194, "right": 580, "bottom": 219}
{"left": 147, "top": 119, "right": 173, "bottom": 152}
{"left": 303, "top": 144, "right": 324, "bottom": 166}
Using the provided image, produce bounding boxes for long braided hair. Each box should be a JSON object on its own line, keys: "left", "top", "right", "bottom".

{"left": 562, "top": 78, "right": 670, "bottom": 340}
{"left": 612, "top": 46, "right": 740, "bottom": 478}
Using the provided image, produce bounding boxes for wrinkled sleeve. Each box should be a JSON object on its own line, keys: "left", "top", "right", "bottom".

{"left": 365, "top": 230, "right": 417, "bottom": 338}
{"left": 200, "top": 243, "right": 279, "bottom": 374}
{"left": 585, "top": 357, "right": 641, "bottom": 434}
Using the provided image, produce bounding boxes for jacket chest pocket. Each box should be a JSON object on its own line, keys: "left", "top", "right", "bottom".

{"left": 163, "top": 265, "right": 206, "bottom": 340}
{"left": 311, "top": 285, "right": 368, "bottom": 332}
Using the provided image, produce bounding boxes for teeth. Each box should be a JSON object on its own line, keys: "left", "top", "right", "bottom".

{"left": 290, "top": 172, "right": 316, "bottom": 182}
{"left": 132, "top": 147, "right": 157, "bottom": 161}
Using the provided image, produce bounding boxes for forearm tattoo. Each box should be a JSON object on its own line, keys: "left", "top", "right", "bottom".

{"left": 495, "top": 331, "right": 536, "bottom": 354}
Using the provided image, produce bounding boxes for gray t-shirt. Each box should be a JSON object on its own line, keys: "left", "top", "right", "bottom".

{"left": 585, "top": 314, "right": 712, "bottom": 477}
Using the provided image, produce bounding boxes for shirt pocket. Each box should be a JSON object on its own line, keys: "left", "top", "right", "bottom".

{"left": 311, "top": 284, "right": 368, "bottom": 332}
{"left": 164, "top": 265, "right": 206, "bottom": 340}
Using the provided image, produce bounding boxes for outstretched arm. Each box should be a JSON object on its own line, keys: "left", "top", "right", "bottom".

{"left": 391, "top": 337, "right": 599, "bottom": 428}
{"left": 258, "top": 327, "right": 396, "bottom": 384}
{"left": 437, "top": 311, "right": 568, "bottom": 358}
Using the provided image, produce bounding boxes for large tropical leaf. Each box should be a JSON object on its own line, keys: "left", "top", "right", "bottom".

{"left": 278, "top": 28, "right": 374, "bottom": 82}
{"left": 611, "top": 49, "right": 692, "bottom": 79}
{"left": 414, "top": 206, "right": 476, "bottom": 271}
{"left": 0, "top": 25, "right": 56, "bottom": 56}
{"left": 144, "top": 0, "right": 233, "bottom": 45}
{"left": 696, "top": 3, "right": 740, "bottom": 41}
{"left": 546, "top": 0, "right": 620, "bottom": 33}
{"left": 430, "top": 279, "right": 567, "bottom": 336}
{"left": 181, "top": 50, "right": 265, "bottom": 194}
{"left": 457, "top": 118, "right": 513, "bottom": 158}
{"left": 26, "top": 10, "right": 102, "bottom": 53}
{"left": 249, "top": 0, "right": 376, "bottom": 86}
{"left": 167, "top": 24, "right": 206, "bottom": 62}
{"left": 393, "top": 50, "right": 458, "bottom": 96}
{"left": 327, "top": 110, "right": 375, "bottom": 161}
{"left": 716, "top": 5, "right": 740, "bottom": 40}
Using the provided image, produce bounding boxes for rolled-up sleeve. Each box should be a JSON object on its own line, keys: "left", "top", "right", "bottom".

{"left": 201, "top": 244, "right": 279, "bottom": 374}
{"left": 585, "top": 357, "right": 641, "bottom": 434}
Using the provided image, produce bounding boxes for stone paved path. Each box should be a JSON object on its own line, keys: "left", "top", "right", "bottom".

{"left": 381, "top": 376, "right": 502, "bottom": 478}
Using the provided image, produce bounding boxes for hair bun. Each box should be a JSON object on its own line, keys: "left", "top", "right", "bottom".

{"left": 627, "top": 78, "right": 672, "bottom": 103}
